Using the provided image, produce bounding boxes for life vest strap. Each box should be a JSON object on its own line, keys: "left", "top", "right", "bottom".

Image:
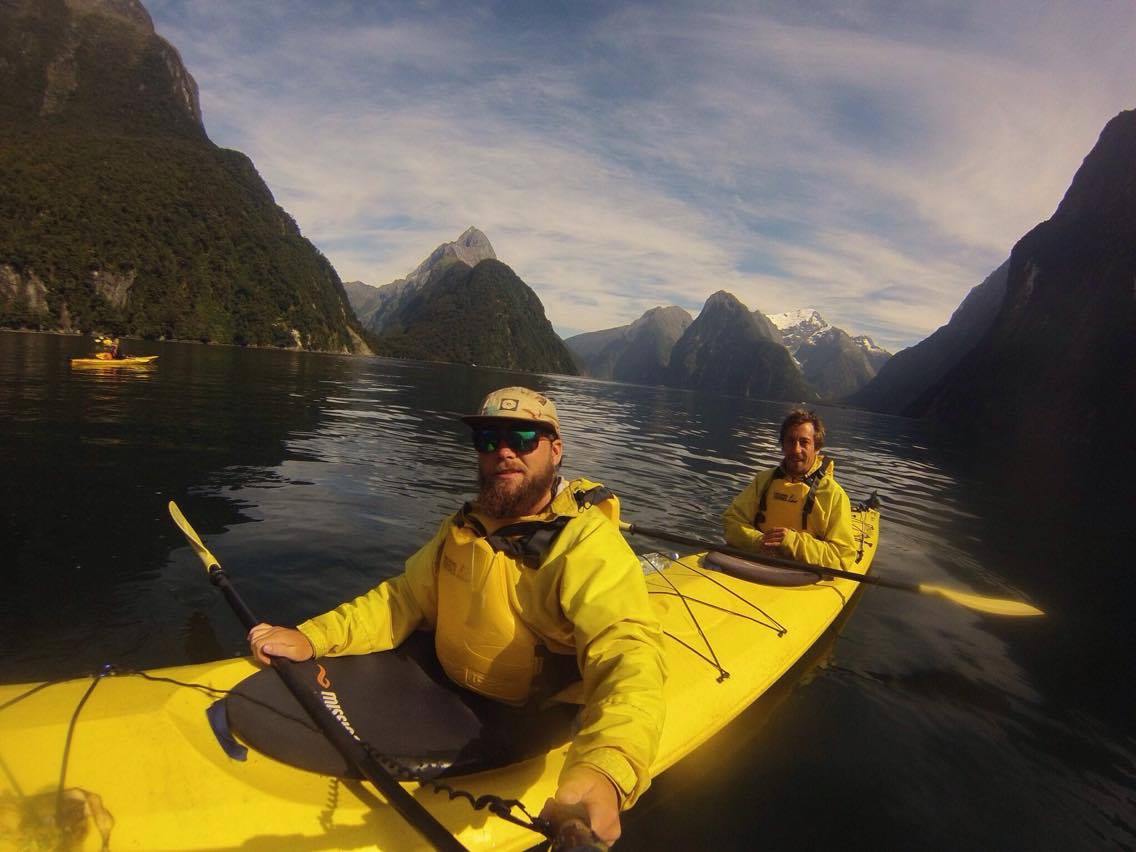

{"left": 573, "top": 484, "right": 614, "bottom": 508}
{"left": 754, "top": 465, "right": 786, "bottom": 525}
{"left": 455, "top": 503, "right": 488, "bottom": 535}
{"left": 454, "top": 484, "right": 617, "bottom": 567}
{"left": 486, "top": 517, "right": 573, "bottom": 564}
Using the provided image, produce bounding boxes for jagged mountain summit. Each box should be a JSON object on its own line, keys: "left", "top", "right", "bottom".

{"left": 666, "top": 291, "right": 815, "bottom": 402}
{"left": 410, "top": 227, "right": 497, "bottom": 281}
{"left": 768, "top": 308, "right": 891, "bottom": 400}
{"left": 565, "top": 306, "right": 693, "bottom": 383}
{"left": 851, "top": 335, "right": 890, "bottom": 371}
{"left": 372, "top": 257, "right": 577, "bottom": 375}
{"left": 768, "top": 308, "right": 831, "bottom": 347}
{"left": 769, "top": 308, "right": 887, "bottom": 362}
{"left": 567, "top": 298, "right": 885, "bottom": 401}
{"left": 352, "top": 228, "right": 575, "bottom": 373}
{"left": 0, "top": 0, "right": 369, "bottom": 353}
{"left": 356, "top": 227, "right": 497, "bottom": 334}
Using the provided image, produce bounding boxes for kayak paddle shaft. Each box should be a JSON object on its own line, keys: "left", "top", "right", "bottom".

{"left": 169, "top": 502, "right": 466, "bottom": 852}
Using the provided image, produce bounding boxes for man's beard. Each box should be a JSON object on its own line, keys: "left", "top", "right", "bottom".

{"left": 477, "top": 462, "right": 557, "bottom": 518}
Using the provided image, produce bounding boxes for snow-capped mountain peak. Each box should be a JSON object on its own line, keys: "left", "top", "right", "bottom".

{"left": 768, "top": 308, "right": 832, "bottom": 350}
{"left": 852, "top": 334, "right": 887, "bottom": 356}
{"left": 768, "top": 308, "right": 828, "bottom": 333}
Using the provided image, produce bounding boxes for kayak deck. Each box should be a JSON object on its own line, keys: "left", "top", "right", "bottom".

{"left": 0, "top": 504, "right": 879, "bottom": 850}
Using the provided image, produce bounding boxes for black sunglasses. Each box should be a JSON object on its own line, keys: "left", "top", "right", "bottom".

{"left": 471, "top": 427, "right": 551, "bottom": 454}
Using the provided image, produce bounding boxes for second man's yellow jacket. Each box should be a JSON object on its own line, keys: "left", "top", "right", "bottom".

{"left": 722, "top": 455, "right": 855, "bottom": 570}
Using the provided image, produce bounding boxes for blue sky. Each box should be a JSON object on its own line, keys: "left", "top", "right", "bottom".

{"left": 146, "top": 1, "right": 1135, "bottom": 350}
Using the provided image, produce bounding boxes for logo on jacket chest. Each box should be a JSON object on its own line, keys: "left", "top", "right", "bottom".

{"left": 773, "top": 492, "right": 800, "bottom": 504}
{"left": 441, "top": 553, "right": 473, "bottom": 581}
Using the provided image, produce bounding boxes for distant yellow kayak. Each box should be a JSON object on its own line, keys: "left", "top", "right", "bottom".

{"left": 69, "top": 355, "right": 159, "bottom": 367}
{"left": 0, "top": 501, "right": 880, "bottom": 851}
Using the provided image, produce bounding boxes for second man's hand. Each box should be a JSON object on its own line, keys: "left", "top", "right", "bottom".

{"left": 761, "top": 526, "right": 787, "bottom": 548}
{"left": 248, "top": 623, "right": 315, "bottom": 665}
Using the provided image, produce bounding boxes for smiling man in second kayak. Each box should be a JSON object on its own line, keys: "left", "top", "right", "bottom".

{"left": 722, "top": 408, "right": 855, "bottom": 570}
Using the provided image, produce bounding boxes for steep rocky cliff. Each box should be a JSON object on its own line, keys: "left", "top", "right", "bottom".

{"left": 666, "top": 291, "right": 816, "bottom": 402}
{"left": 360, "top": 227, "right": 497, "bottom": 334}
{"left": 846, "top": 260, "right": 1008, "bottom": 413}
{"left": 0, "top": 0, "right": 369, "bottom": 353}
{"left": 373, "top": 258, "right": 578, "bottom": 375}
{"left": 565, "top": 305, "right": 693, "bottom": 383}
{"left": 909, "top": 110, "right": 1136, "bottom": 474}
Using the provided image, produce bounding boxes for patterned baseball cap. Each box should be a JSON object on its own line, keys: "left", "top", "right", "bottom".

{"left": 461, "top": 387, "right": 561, "bottom": 436}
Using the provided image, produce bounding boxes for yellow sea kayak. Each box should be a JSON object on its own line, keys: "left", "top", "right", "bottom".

{"left": 69, "top": 355, "right": 159, "bottom": 367}
{"left": 0, "top": 502, "right": 880, "bottom": 851}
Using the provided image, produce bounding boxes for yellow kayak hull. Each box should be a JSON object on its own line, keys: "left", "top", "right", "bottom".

{"left": 0, "top": 505, "right": 879, "bottom": 850}
{"left": 69, "top": 355, "right": 159, "bottom": 367}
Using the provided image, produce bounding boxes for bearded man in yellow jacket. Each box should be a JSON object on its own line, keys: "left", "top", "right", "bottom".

{"left": 248, "top": 387, "right": 666, "bottom": 845}
{"left": 722, "top": 409, "right": 855, "bottom": 571}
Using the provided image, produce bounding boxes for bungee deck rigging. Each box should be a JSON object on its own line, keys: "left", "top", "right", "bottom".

{"left": 644, "top": 553, "right": 790, "bottom": 683}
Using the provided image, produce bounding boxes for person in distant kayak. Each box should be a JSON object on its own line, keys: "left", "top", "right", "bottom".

{"left": 722, "top": 408, "right": 855, "bottom": 571}
{"left": 248, "top": 386, "right": 666, "bottom": 846}
{"left": 93, "top": 335, "right": 123, "bottom": 360}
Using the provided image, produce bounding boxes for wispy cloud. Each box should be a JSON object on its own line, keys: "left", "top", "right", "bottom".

{"left": 148, "top": 0, "right": 1135, "bottom": 350}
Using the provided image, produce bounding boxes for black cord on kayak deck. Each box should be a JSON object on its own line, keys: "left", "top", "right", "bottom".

{"left": 125, "top": 668, "right": 232, "bottom": 696}
{"left": 55, "top": 665, "right": 109, "bottom": 829}
{"left": 853, "top": 512, "right": 867, "bottom": 564}
{"left": 700, "top": 567, "right": 789, "bottom": 632}
{"left": 121, "top": 667, "right": 323, "bottom": 732}
{"left": 0, "top": 678, "right": 78, "bottom": 712}
{"left": 359, "top": 741, "right": 550, "bottom": 836}
{"left": 648, "top": 590, "right": 785, "bottom": 632}
{"left": 0, "top": 667, "right": 128, "bottom": 811}
{"left": 660, "top": 555, "right": 789, "bottom": 635}
{"left": 643, "top": 552, "right": 804, "bottom": 681}
{"left": 7, "top": 661, "right": 315, "bottom": 832}
{"left": 646, "top": 555, "right": 730, "bottom": 682}
{"left": 320, "top": 778, "right": 340, "bottom": 832}
{"left": 0, "top": 665, "right": 236, "bottom": 705}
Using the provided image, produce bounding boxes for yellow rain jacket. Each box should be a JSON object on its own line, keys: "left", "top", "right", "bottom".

{"left": 297, "top": 478, "right": 667, "bottom": 808}
{"left": 722, "top": 455, "right": 855, "bottom": 570}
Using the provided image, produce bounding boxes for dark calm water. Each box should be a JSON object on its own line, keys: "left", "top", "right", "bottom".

{"left": 1, "top": 331, "right": 1132, "bottom": 850}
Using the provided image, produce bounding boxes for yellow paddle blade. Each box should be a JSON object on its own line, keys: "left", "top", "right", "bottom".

{"left": 167, "top": 500, "right": 220, "bottom": 573}
{"left": 918, "top": 584, "right": 1044, "bottom": 617}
